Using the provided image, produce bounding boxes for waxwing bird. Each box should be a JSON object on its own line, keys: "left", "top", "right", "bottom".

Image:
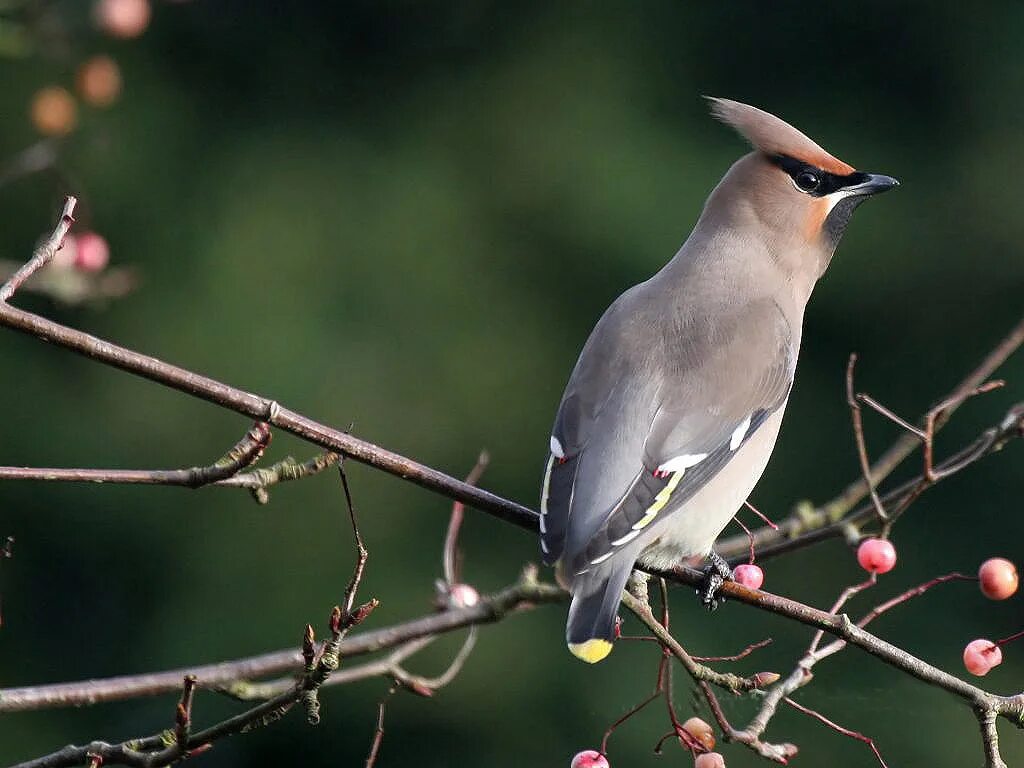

{"left": 540, "top": 97, "right": 898, "bottom": 664}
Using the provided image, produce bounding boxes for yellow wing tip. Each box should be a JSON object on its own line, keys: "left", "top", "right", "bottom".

{"left": 568, "top": 638, "right": 614, "bottom": 664}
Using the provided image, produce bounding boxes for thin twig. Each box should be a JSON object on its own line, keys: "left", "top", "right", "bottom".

{"left": 723, "top": 401, "right": 1024, "bottom": 565}
{"left": 365, "top": 688, "right": 396, "bottom": 768}
{"left": 846, "top": 354, "right": 888, "bottom": 523}
{"left": 784, "top": 697, "right": 889, "bottom": 768}
{"left": 807, "top": 575, "right": 876, "bottom": 655}
{"left": 744, "top": 500, "right": 779, "bottom": 530}
{"left": 215, "top": 450, "right": 340, "bottom": 503}
{"left": 0, "top": 576, "right": 566, "bottom": 712}
{"left": 337, "top": 464, "right": 369, "bottom": 618}
{"left": 730, "top": 514, "right": 757, "bottom": 565}
{"left": 856, "top": 392, "right": 926, "bottom": 438}
{"left": 716, "top": 315, "right": 1024, "bottom": 560}
{"left": 0, "top": 422, "right": 272, "bottom": 489}
{"left": 620, "top": 590, "right": 774, "bottom": 695}
{"left": 443, "top": 451, "right": 490, "bottom": 585}
{"left": 692, "top": 638, "right": 773, "bottom": 663}
{"left": 0, "top": 196, "right": 76, "bottom": 303}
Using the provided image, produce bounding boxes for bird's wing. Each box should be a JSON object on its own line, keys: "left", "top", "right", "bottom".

{"left": 541, "top": 293, "right": 794, "bottom": 572}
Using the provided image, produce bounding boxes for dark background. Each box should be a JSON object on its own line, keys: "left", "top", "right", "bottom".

{"left": 2, "top": 2, "right": 1023, "bottom": 766}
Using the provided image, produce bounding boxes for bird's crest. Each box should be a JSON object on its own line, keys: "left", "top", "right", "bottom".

{"left": 707, "top": 97, "right": 855, "bottom": 176}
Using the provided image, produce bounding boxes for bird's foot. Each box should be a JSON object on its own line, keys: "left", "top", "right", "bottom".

{"left": 697, "top": 551, "right": 733, "bottom": 611}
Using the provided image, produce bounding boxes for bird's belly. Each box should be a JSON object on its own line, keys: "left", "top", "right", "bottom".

{"left": 636, "top": 407, "right": 786, "bottom": 571}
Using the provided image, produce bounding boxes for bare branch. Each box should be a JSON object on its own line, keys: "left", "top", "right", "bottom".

{"left": 716, "top": 315, "right": 1024, "bottom": 561}
{"left": 856, "top": 392, "right": 927, "bottom": 438}
{"left": 846, "top": 353, "right": 888, "bottom": 523}
{"left": 783, "top": 697, "right": 889, "bottom": 768}
{"left": 0, "top": 293, "right": 538, "bottom": 532}
{"left": 0, "top": 575, "right": 566, "bottom": 712}
{"left": 0, "top": 197, "right": 76, "bottom": 303}
{"left": 620, "top": 589, "right": 774, "bottom": 695}
{"left": 0, "top": 422, "right": 271, "bottom": 489}
{"left": 365, "top": 688, "right": 395, "bottom": 768}
{"left": 337, "top": 464, "right": 369, "bottom": 619}
{"left": 644, "top": 564, "right": 1024, "bottom": 728}
{"left": 691, "top": 638, "right": 773, "bottom": 663}
{"left": 979, "top": 709, "right": 1008, "bottom": 768}
{"left": 444, "top": 451, "right": 490, "bottom": 585}
{"left": 218, "top": 451, "right": 340, "bottom": 503}
{"left": 723, "top": 401, "right": 1024, "bottom": 565}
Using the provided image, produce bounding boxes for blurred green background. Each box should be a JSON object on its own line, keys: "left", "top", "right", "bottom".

{"left": 2, "top": 2, "right": 1023, "bottom": 766}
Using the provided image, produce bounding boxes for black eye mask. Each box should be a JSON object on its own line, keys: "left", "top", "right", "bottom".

{"left": 768, "top": 154, "right": 871, "bottom": 197}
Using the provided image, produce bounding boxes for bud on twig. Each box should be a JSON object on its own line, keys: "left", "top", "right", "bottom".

{"left": 751, "top": 671, "right": 781, "bottom": 688}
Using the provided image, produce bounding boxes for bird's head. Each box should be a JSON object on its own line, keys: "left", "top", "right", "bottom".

{"left": 703, "top": 97, "right": 898, "bottom": 281}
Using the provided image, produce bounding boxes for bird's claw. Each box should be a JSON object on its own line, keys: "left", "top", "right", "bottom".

{"left": 697, "top": 551, "right": 733, "bottom": 611}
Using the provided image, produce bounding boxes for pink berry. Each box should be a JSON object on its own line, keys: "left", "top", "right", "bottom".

{"left": 694, "top": 752, "right": 726, "bottom": 768}
{"left": 30, "top": 86, "right": 77, "bottom": 137}
{"left": 448, "top": 583, "right": 479, "bottom": 609}
{"left": 979, "top": 558, "right": 1018, "bottom": 601}
{"left": 856, "top": 538, "right": 897, "bottom": 574}
{"left": 76, "top": 55, "right": 122, "bottom": 108}
{"left": 570, "top": 750, "right": 609, "bottom": 768}
{"left": 732, "top": 564, "right": 764, "bottom": 590}
{"left": 963, "top": 639, "right": 1002, "bottom": 676}
{"left": 93, "top": 0, "right": 151, "bottom": 39}
{"left": 72, "top": 232, "right": 110, "bottom": 272}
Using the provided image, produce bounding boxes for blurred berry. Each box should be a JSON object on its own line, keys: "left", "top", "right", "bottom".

{"left": 979, "top": 558, "right": 1018, "bottom": 601}
{"left": 681, "top": 717, "right": 715, "bottom": 751}
{"left": 30, "top": 87, "right": 77, "bottom": 137}
{"left": 71, "top": 232, "right": 110, "bottom": 272}
{"left": 76, "top": 55, "right": 122, "bottom": 108}
{"left": 963, "top": 639, "right": 1002, "bottom": 676}
{"left": 94, "top": 0, "right": 151, "bottom": 39}
{"left": 732, "top": 564, "right": 764, "bottom": 590}
{"left": 694, "top": 752, "right": 726, "bottom": 768}
{"left": 570, "top": 750, "right": 609, "bottom": 768}
{"left": 448, "top": 583, "right": 480, "bottom": 609}
{"left": 856, "top": 538, "right": 897, "bottom": 574}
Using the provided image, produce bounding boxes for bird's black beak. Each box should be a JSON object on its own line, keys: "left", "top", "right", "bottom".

{"left": 845, "top": 172, "right": 899, "bottom": 197}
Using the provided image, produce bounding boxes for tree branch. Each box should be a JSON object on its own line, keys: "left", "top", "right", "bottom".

{"left": 0, "top": 196, "right": 76, "bottom": 302}
{"left": 721, "top": 401, "right": 1024, "bottom": 565}
{"left": 716, "top": 314, "right": 1024, "bottom": 561}
{"left": 0, "top": 422, "right": 271, "bottom": 488}
{"left": 0, "top": 573, "right": 565, "bottom": 713}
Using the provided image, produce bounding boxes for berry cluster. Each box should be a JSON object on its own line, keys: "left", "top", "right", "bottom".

{"left": 29, "top": 0, "right": 155, "bottom": 138}
{"left": 571, "top": 542, "right": 1020, "bottom": 765}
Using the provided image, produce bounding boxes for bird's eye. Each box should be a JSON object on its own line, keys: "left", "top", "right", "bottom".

{"left": 794, "top": 170, "right": 820, "bottom": 192}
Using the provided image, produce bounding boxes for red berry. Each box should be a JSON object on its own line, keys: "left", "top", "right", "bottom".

{"left": 856, "top": 538, "right": 897, "bottom": 574}
{"left": 94, "top": 0, "right": 151, "bottom": 39}
{"left": 681, "top": 717, "right": 715, "bottom": 750}
{"left": 979, "top": 558, "right": 1018, "bottom": 601}
{"left": 71, "top": 232, "right": 110, "bottom": 273}
{"left": 30, "top": 87, "right": 77, "bottom": 137}
{"left": 963, "top": 639, "right": 1002, "bottom": 676}
{"left": 732, "top": 564, "right": 764, "bottom": 590}
{"left": 570, "top": 750, "right": 609, "bottom": 768}
{"left": 694, "top": 753, "right": 726, "bottom": 768}
{"left": 77, "top": 55, "right": 122, "bottom": 108}
{"left": 447, "top": 583, "right": 479, "bottom": 609}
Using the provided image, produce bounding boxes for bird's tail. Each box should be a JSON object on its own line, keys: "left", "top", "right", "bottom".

{"left": 565, "top": 560, "right": 635, "bottom": 664}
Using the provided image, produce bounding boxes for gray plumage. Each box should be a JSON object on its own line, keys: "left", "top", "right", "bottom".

{"left": 541, "top": 98, "right": 898, "bottom": 663}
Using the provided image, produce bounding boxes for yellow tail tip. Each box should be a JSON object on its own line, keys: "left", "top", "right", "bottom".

{"left": 568, "top": 638, "right": 614, "bottom": 664}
